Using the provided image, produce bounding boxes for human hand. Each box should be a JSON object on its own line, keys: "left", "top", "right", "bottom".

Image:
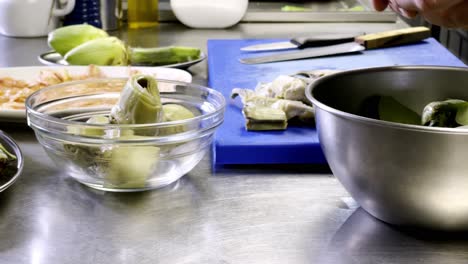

{"left": 372, "top": 0, "right": 468, "bottom": 29}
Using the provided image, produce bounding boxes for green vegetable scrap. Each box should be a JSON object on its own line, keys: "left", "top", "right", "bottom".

{"left": 129, "top": 46, "right": 201, "bottom": 66}
{"left": 229, "top": 72, "right": 338, "bottom": 131}
{"left": 48, "top": 24, "right": 109, "bottom": 56}
{"left": 47, "top": 24, "right": 201, "bottom": 66}
{"left": 340, "top": 5, "right": 366, "bottom": 11}
{"left": 281, "top": 5, "right": 312, "bottom": 12}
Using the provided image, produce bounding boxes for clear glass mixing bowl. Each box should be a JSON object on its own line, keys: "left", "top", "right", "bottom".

{"left": 26, "top": 78, "right": 225, "bottom": 192}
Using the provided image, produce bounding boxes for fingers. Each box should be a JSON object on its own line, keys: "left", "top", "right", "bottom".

{"left": 372, "top": 0, "right": 390, "bottom": 11}
{"left": 389, "top": 0, "right": 420, "bottom": 18}
{"left": 399, "top": 8, "right": 420, "bottom": 18}
{"left": 373, "top": 0, "right": 468, "bottom": 29}
{"left": 422, "top": 1, "right": 468, "bottom": 28}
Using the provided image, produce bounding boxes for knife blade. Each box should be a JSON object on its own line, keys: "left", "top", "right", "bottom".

{"left": 240, "top": 33, "right": 364, "bottom": 52}
{"left": 239, "top": 27, "right": 431, "bottom": 65}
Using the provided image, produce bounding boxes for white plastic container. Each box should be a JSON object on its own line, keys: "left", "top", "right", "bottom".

{"left": 170, "top": 0, "right": 248, "bottom": 29}
{"left": 0, "top": 0, "right": 75, "bottom": 37}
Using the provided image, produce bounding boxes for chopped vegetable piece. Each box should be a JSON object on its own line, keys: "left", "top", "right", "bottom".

{"left": 232, "top": 88, "right": 314, "bottom": 122}
{"left": 243, "top": 106, "right": 288, "bottom": 131}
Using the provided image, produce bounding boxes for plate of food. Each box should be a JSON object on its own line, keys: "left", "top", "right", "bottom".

{"left": 38, "top": 24, "right": 206, "bottom": 69}
{"left": 0, "top": 65, "right": 192, "bottom": 122}
{"left": 38, "top": 50, "right": 207, "bottom": 70}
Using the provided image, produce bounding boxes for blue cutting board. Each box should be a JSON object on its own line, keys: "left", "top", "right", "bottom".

{"left": 207, "top": 38, "right": 467, "bottom": 165}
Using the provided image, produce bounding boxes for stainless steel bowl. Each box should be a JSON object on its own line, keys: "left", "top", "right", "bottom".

{"left": 306, "top": 66, "right": 468, "bottom": 230}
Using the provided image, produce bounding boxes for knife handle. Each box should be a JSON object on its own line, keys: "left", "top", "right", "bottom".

{"left": 291, "top": 33, "right": 364, "bottom": 49}
{"left": 355, "top": 26, "right": 431, "bottom": 49}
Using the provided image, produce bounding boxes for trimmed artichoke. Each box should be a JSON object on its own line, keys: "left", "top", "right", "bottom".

{"left": 48, "top": 24, "right": 109, "bottom": 56}
{"left": 422, "top": 99, "right": 468, "bottom": 127}
{"left": 110, "top": 75, "right": 163, "bottom": 125}
{"left": 106, "top": 143, "right": 160, "bottom": 189}
{"left": 163, "top": 104, "right": 195, "bottom": 122}
{"left": 64, "top": 37, "right": 128, "bottom": 66}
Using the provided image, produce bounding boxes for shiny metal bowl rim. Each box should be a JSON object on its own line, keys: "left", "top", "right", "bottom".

{"left": 0, "top": 130, "right": 24, "bottom": 192}
{"left": 306, "top": 65, "right": 468, "bottom": 135}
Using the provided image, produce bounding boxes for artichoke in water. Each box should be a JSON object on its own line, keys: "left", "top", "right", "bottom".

{"left": 106, "top": 143, "right": 160, "bottom": 189}
{"left": 110, "top": 75, "right": 164, "bottom": 125}
{"left": 64, "top": 37, "right": 128, "bottom": 66}
{"left": 63, "top": 75, "right": 197, "bottom": 189}
{"left": 48, "top": 24, "right": 109, "bottom": 56}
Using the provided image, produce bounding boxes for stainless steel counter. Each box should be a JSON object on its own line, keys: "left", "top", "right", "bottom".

{"left": 1, "top": 22, "right": 468, "bottom": 264}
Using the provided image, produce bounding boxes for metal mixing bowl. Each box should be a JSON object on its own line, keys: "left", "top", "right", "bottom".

{"left": 306, "top": 66, "right": 468, "bottom": 230}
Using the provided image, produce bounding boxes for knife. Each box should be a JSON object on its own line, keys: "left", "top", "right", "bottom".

{"left": 240, "top": 33, "right": 365, "bottom": 52}
{"left": 239, "top": 27, "right": 431, "bottom": 65}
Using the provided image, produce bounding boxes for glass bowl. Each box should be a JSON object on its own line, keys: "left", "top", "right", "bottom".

{"left": 0, "top": 130, "right": 24, "bottom": 192}
{"left": 26, "top": 78, "right": 225, "bottom": 192}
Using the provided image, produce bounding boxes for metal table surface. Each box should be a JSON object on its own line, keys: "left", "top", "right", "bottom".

{"left": 1, "top": 22, "right": 468, "bottom": 264}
